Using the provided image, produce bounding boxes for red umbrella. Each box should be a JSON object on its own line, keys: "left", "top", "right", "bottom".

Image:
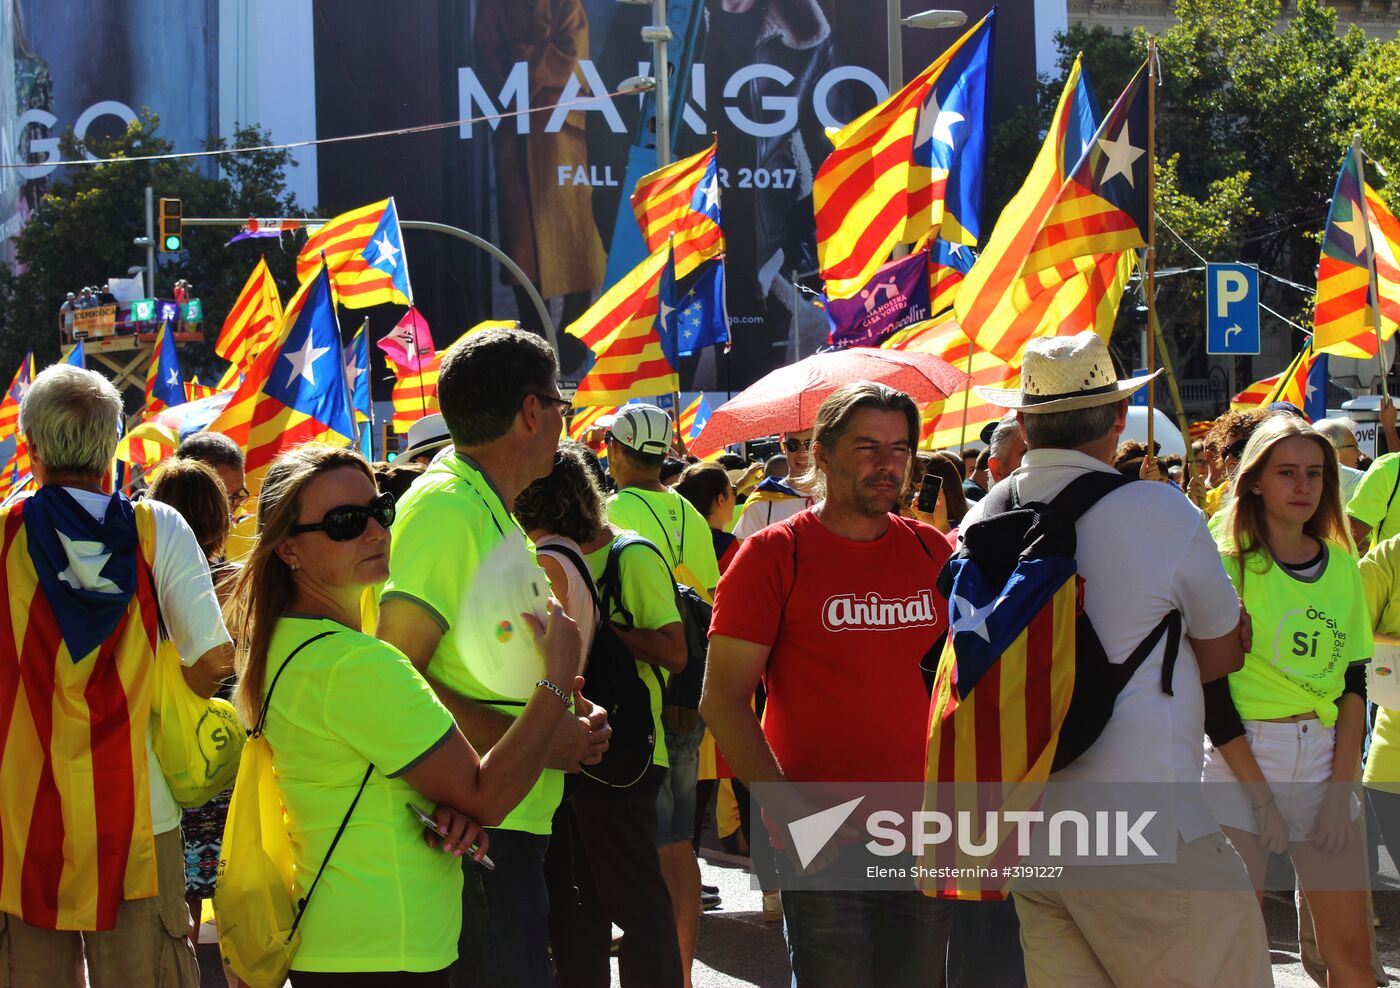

{"left": 690, "top": 347, "right": 968, "bottom": 456}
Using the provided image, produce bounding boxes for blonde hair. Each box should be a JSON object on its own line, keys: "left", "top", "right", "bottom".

{"left": 224, "top": 444, "right": 374, "bottom": 725}
{"left": 19, "top": 364, "right": 122, "bottom": 475}
{"left": 1220, "top": 415, "right": 1349, "bottom": 590}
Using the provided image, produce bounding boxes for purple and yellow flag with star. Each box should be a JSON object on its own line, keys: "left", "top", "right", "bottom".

{"left": 1313, "top": 147, "right": 1400, "bottom": 358}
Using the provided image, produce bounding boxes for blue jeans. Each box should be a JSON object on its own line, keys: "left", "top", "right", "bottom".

{"left": 451, "top": 829, "right": 552, "bottom": 988}
{"left": 946, "top": 898, "right": 1024, "bottom": 988}
{"left": 780, "top": 883, "right": 952, "bottom": 988}
{"left": 655, "top": 724, "right": 704, "bottom": 845}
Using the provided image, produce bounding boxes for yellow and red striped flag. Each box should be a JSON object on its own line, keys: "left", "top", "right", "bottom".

{"left": 568, "top": 247, "right": 678, "bottom": 406}
{"left": 954, "top": 57, "right": 1113, "bottom": 363}
{"left": 0, "top": 496, "right": 162, "bottom": 929}
{"left": 1015, "top": 62, "right": 1150, "bottom": 284}
{"left": 814, "top": 13, "right": 993, "bottom": 298}
{"left": 0, "top": 352, "right": 34, "bottom": 441}
{"left": 216, "top": 257, "right": 283, "bottom": 373}
{"left": 185, "top": 376, "right": 218, "bottom": 403}
{"left": 884, "top": 318, "right": 1018, "bottom": 449}
{"left": 1312, "top": 149, "right": 1400, "bottom": 358}
{"left": 568, "top": 404, "right": 620, "bottom": 445}
{"left": 390, "top": 353, "right": 441, "bottom": 434}
{"left": 1230, "top": 343, "right": 1324, "bottom": 417}
{"left": 677, "top": 392, "right": 713, "bottom": 447}
{"left": 297, "top": 198, "right": 412, "bottom": 309}
{"left": 631, "top": 140, "right": 725, "bottom": 279}
{"left": 0, "top": 436, "right": 32, "bottom": 496}
{"left": 115, "top": 425, "right": 176, "bottom": 467}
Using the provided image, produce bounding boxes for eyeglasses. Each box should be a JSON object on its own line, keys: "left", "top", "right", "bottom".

{"left": 783, "top": 437, "right": 813, "bottom": 453}
{"left": 230, "top": 486, "right": 251, "bottom": 506}
{"left": 1223, "top": 439, "right": 1249, "bottom": 461}
{"left": 531, "top": 391, "right": 572, "bottom": 415}
{"left": 290, "top": 492, "right": 396, "bottom": 542}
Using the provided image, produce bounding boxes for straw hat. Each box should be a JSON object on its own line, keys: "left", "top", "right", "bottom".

{"left": 401, "top": 413, "right": 452, "bottom": 461}
{"left": 974, "top": 331, "right": 1162, "bottom": 414}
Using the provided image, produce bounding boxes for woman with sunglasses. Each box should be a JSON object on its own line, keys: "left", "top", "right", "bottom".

{"left": 1203, "top": 416, "right": 1374, "bottom": 984}
{"left": 224, "top": 445, "right": 579, "bottom": 987}
{"left": 1202, "top": 409, "right": 1268, "bottom": 521}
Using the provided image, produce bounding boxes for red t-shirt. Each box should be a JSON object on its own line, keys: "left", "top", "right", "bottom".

{"left": 710, "top": 509, "right": 951, "bottom": 785}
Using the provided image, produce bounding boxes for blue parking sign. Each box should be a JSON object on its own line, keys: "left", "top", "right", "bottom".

{"left": 1206, "top": 263, "right": 1260, "bottom": 355}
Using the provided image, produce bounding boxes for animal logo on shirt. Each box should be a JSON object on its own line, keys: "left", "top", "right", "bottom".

{"left": 821, "top": 590, "right": 942, "bottom": 633}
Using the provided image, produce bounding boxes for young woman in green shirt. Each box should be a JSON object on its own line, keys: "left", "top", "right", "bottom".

{"left": 1204, "top": 415, "right": 1373, "bottom": 985}
{"left": 224, "top": 445, "right": 580, "bottom": 986}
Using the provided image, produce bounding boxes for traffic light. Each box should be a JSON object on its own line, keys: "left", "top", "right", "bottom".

{"left": 158, "top": 198, "right": 183, "bottom": 253}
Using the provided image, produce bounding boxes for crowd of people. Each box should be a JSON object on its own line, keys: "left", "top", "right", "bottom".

{"left": 8, "top": 326, "right": 1400, "bottom": 987}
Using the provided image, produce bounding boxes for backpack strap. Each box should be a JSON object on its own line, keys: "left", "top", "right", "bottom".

{"left": 1045, "top": 471, "right": 1137, "bottom": 526}
{"left": 594, "top": 534, "right": 675, "bottom": 694}
{"left": 537, "top": 542, "right": 603, "bottom": 622}
{"left": 1115, "top": 609, "right": 1183, "bottom": 697}
{"left": 620, "top": 489, "right": 679, "bottom": 569}
{"left": 253, "top": 629, "right": 376, "bottom": 942}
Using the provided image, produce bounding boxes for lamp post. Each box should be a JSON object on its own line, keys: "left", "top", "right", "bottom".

{"left": 886, "top": 5, "right": 967, "bottom": 90}
{"left": 620, "top": 0, "right": 674, "bottom": 167}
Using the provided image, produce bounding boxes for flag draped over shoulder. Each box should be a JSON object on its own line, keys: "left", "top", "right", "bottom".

{"left": 814, "top": 12, "right": 994, "bottom": 298}
{"left": 205, "top": 264, "right": 355, "bottom": 472}
{"left": 1312, "top": 148, "right": 1400, "bottom": 358}
{"left": 216, "top": 257, "right": 283, "bottom": 373}
{"left": 297, "top": 198, "right": 412, "bottom": 309}
{"left": 0, "top": 490, "right": 161, "bottom": 930}
{"left": 144, "top": 321, "right": 185, "bottom": 415}
{"left": 568, "top": 247, "right": 678, "bottom": 405}
{"left": 631, "top": 141, "right": 725, "bottom": 280}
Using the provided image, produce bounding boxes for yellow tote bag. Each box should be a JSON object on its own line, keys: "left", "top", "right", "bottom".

{"left": 149, "top": 639, "right": 245, "bottom": 807}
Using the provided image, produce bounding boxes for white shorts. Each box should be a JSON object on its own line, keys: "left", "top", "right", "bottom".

{"left": 1202, "top": 719, "right": 1360, "bottom": 843}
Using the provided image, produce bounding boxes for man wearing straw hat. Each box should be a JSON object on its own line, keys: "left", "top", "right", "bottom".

{"left": 969, "top": 331, "right": 1269, "bottom": 986}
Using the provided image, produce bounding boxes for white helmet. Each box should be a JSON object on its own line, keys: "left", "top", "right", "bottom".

{"left": 608, "top": 403, "right": 673, "bottom": 456}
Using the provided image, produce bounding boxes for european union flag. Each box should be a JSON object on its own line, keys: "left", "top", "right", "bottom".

{"left": 911, "top": 10, "right": 994, "bottom": 244}
{"left": 673, "top": 260, "right": 729, "bottom": 359}
{"left": 360, "top": 197, "right": 414, "bottom": 304}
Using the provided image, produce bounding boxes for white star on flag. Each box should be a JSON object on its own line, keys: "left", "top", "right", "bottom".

{"left": 371, "top": 233, "right": 400, "bottom": 270}
{"left": 701, "top": 175, "right": 721, "bottom": 211}
{"left": 345, "top": 359, "right": 364, "bottom": 387}
{"left": 915, "top": 86, "right": 965, "bottom": 150}
{"left": 659, "top": 298, "right": 675, "bottom": 331}
{"left": 1096, "top": 123, "right": 1145, "bottom": 188}
{"left": 165, "top": 367, "right": 180, "bottom": 388}
{"left": 55, "top": 531, "right": 120, "bottom": 594}
{"left": 1305, "top": 377, "right": 1317, "bottom": 402}
{"left": 283, "top": 334, "right": 331, "bottom": 388}
{"left": 950, "top": 593, "right": 996, "bottom": 643}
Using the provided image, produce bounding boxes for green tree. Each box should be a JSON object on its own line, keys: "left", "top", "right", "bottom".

{"left": 0, "top": 114, "right": 301, "bottom": 408}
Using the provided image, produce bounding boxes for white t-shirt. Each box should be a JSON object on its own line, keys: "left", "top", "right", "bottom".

{"left": 732, "top": 492, "right": 812, "bottom": 540}
{"left": 64, "top": 489, "right": 234, "bottom": 834}
{"left": 990, "top": 451, "right": 1240, "bottom": 849}
{"left": 533, "top": 535, "right": 599, "bottom": 671}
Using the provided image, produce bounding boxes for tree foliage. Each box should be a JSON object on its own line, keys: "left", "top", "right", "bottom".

{"left": 0, "top": 115, "right": 300, "bottom": 403}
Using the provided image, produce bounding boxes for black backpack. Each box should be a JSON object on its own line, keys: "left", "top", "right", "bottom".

{"left": 597, "top": 534, "right": 712, "bottom": 727}
{"left": 938, "top": 472, "right": 1183, "bottom": 773}
{"left": 539, "top": 543, "right": 660, "bottom": 788}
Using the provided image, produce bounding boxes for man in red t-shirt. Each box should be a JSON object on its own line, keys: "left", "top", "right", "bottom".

{"left": 702, "top": 382, "right": 953, "bottom": 988}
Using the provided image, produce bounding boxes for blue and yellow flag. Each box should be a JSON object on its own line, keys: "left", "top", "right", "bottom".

{"left": 344, "top": 320, "right": 373, "bottom": 457}
{"left": 144, "top": 321, "right": 185, "bottom": 414}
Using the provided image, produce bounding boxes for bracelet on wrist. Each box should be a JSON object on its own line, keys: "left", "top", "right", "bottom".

{"left": 535, "top": 678, "right": 573, "bottom": 711}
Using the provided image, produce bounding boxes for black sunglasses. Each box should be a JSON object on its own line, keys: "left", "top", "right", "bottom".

{"left": 1223, "top": 438, "right": 1249, "bottom": 460}
{"left": 290, "top": 492, "right": 396, "bottom": 542}
{"left": 783, "top": 437, "right": 813, "bottom": 453}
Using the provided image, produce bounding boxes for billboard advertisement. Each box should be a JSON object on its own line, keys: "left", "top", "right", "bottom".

{"left": 4, "top": 0, "right": 1054, "bottom": 396}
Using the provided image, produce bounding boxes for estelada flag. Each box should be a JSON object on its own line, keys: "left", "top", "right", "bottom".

{"left": 0, "top": 352, "right": 34, "bottom": 440}
{"left": 1312, "top": 147, "right": 1400, "bottom": 358}
{"left": 144, "top": 320, "right": 185, "bottom": 415}
{"left": 298, "top": 197, "right": 413, "bottom": 309}
{"left": 631, "top": 139, "right": 725, "bottom": 280}
{"left": 205, "top": 262, "right": 355, "bottom": 472}
{"left": 568, "top": 246, "right": 678, "bottom": 405}
{"left": 0, "top": 492, "right": 162, "bottom": 929}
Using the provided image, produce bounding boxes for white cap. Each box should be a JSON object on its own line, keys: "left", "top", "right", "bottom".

{"left": 608, "top": 403, "right": 673, "bottom": 456}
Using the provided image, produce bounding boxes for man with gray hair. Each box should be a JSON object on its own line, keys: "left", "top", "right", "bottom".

{"left": 964, "top": 331, "right": 1267, "bottom": 985}
{"left": 956, "top": 413, "right": 1027, "bottom": 538}
{"left": 1313, "top": 417, "right": 1365, "bottom": 504}
{"left": 0, "top": 363, "right": 233, "bottom": 986}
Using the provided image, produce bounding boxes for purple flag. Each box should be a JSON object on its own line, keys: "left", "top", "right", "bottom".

{"left": 826, "top": 249, "right": 933, "bottom": 348}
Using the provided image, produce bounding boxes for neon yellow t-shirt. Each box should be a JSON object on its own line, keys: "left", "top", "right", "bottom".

{"left": 1347, "top": 453, "right": 1400, "bottom": 544}
{"left": 608, "top": 487, "right": 720, "bottom": 598}
{"left": 1204, "top": 481, "right": 1230, "bottom": 519}
{"left": 586, "top": 533, "right": 682, "bottom": 767}
{"left": 1218, "top": 542, "right": 1372, "bottom": 726}
{"left": 1360, "top": 535, "right": 1400, "bottom": 790}
{"left": 263, "top": 617, "right": 460, "bottom": 974}
{"left": 380, "top": 452, "right": 561, "bottom": 834}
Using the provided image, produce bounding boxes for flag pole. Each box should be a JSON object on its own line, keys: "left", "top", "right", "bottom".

{"left": 957, "top": 337, "right": 976, "bottom": 454}
{"left": 1353, "top": 133, "right": 1390, "bottom": 401}
{"left": 1144, "top": 40, "right": 1158, "bottom": 453}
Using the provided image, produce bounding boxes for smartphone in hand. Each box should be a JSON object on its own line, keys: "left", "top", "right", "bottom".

{"left": 917, "top": 473, "right": 941, "bottom": 514}
{"left": 407, "top": 802, "right": 496, "bottom": 870}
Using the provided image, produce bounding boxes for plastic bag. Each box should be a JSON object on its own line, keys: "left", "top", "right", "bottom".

{"left": 149, "top": 639, "right": 245, "bottom": 807}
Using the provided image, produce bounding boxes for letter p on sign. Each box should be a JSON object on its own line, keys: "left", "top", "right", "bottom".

{"left": 1215, "top": 269, "right": 1250, "bottom": 317}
